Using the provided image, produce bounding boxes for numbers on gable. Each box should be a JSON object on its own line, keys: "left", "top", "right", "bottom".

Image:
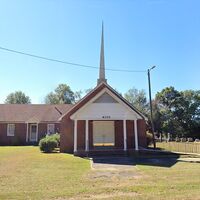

{"left": 102, "top": 116, "right": 111, "bottom": 119}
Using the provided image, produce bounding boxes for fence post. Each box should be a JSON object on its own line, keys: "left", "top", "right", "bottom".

{"left": 185, "top": 142, "right": 186, "bottom": 153}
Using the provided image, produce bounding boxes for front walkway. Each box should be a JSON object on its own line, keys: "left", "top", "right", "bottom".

{"left": 89, "top": 156, "right": 142, "bottom": 179}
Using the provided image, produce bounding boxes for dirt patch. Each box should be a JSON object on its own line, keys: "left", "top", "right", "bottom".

{"left": 89, "top": 168, "right": 142, "bottom": 180}
{"left": 89, "top": 156, "right": 142, "bottom": 180}
{"left": 68, "top": 191, "right": 139, "bottom": 200}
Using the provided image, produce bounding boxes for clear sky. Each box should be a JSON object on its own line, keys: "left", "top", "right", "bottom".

{"left": 0, "top": 0, "right": 200, "bottom": 103}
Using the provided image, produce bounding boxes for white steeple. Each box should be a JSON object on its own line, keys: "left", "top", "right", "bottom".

{"left": 97, "top": 22, "right": 107, "bottom": 85}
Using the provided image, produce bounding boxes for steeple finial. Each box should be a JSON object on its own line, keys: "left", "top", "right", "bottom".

{"left": 97, "top": 22, "right": 107, "bottom": 85}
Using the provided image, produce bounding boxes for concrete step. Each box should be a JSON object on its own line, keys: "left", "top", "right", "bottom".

{"left": 75, "top": 149, "right": 128, "bottom": 157}
{"left": 88, "top": 150, "right": 127, "bottom": 157}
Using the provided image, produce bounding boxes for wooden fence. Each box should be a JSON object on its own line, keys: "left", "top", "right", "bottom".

{"left": 153, "top": 142, "right": 200, "bottom": 154}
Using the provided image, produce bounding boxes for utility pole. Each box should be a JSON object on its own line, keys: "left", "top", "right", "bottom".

{"left": 148, "top": 66, "right": 156, "bottom": 149}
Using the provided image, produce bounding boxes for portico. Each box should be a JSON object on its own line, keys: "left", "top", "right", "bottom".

{"left": 70, "top": 87, "right": 142, "bottom": 154}
{"left": 73, "top": 119, "right": 139, "bottom": 154}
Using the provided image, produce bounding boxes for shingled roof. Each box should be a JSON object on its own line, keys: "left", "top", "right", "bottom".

{"left": 0, "top": 104, "right": 73, "bottom": 123}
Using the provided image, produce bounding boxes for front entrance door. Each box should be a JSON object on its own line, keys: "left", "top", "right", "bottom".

{"left": 93, "top": 121, "right": 114, "bottom": 146}
{"left": 30, "top": 124, "right": 37, "bottom": 142}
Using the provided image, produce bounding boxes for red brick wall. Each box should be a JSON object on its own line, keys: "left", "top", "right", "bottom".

{"left": 114, "top": 120, "right": 123, "bottom": 149}
{"left": 60, "top": 117, "right": 74, "bottom": 153}
{"left": 0, "top": 123, "right": 26, "bottom": 145}
{"left": 38, "top": 123, "right": 47, "bottom": 140}
{"left": 77, "top": 120, "right": 85, "bottom": 150}
{"left": 89, "top": 120, "right": 93, "bottom": 149}
{"left": 0, "top": 122, "right": 61, "bottom": 145}
{"left": 59, "top": 83, "right": 147, "bottom": 152}
{"left": 60, "top": 84, "right": 107, "bottom": 153}
{"left": 137, "top": 119, "right": 147, "bottom": 147}
{"left": 59, "top": 118, "right": 147, "bottom": 152}
{"left": 127, "top": 120, "right": 135, "bottom": 149}
{"left": 37, "top": 123, "right": 60, "bottom": 141}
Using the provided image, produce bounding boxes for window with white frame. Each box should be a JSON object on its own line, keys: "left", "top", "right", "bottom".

{"left": 47, "top": 124, "right": 55, "bottom": 134}
{"left": 7, "top": 124, "right": 15, "bottom": 136}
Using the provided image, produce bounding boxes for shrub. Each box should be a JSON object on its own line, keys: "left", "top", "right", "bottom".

{"left": 180, "top": 138, "right": 187, "bottom": 142}
{"left": 39, "top": 134, "right": 59, "bottom": 153}
{"left": 175, "top": 137, "right": 181, "bottom": 142}
{"left": 195, "top": 139, "right": 200, "bottom": 143}
{"left": 146, "top": 131, "right": 153, "bottom": 146}
{"left": 187, "top": 137, "right": 193, "bottom": 142}
{"left": 50, "top": 133, "right": 60, "bottom": 144}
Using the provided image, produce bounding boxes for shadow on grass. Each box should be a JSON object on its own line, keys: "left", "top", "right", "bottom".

{"left": 41, "top": 151, "right": 60, "bottom": 154}
{"left": 92, "top": 156, "right": 135, "bottom": 166}
{"left": 40, "top": 147, "right": 60, "bottom": 154}
{"left": 91, "top": 150, "right": 200, "bottom": 168}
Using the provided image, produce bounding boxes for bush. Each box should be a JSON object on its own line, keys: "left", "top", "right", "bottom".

{"left": 39, "top": 134, "right": 59, "bottom": 153}
{"left": 50, "top": 133, "right": 60, "bottom": 144}
{"left": 180, "top": 138, "right": 187, "bottom": 142}
{"left": 146, "top": 131, "right": 153, "bottom": 146}
{"left": 187, "top": 137, "right": 193, "bottom": 142}
{"left": 195, "top": 139, "right": 200, "bottom": 143}
{"left": 175, "top": 137, "right": 181, "bottom": 142}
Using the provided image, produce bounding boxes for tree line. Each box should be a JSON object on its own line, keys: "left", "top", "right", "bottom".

{"left": 3, "top": 84, "right": 200, "bottom": 139}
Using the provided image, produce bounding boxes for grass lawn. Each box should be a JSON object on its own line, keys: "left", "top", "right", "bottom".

{"left": 0, "top": 146, "right": 200, "bottom": 200}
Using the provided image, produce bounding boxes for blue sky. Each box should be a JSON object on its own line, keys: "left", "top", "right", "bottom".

{"left": 0, "top": 0, "right": 200, "bottom": 103}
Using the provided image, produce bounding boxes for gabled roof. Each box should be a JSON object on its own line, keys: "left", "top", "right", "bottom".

{"left": 0, "top": 104, "right": 73, "bottom": 123}
{"left": 60, "top": 82, "right": 147, "bottom": 120}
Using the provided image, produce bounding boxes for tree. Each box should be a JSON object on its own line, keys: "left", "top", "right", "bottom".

{"left": 45, "top": 84, "right": 75, "bottom": 104}
{"left": 74, "top": 90, "right": 83, "bottom": 103}
{"left": 84, "top": 88, "right": 93, "bottom": 94}
{"left": 155, "top": 87, "right": 200, "bottom": 138}
{"left": 155, "top": 87, "right": 186, "bottom": 137}
{"left": 124, "top": 87, "right": 148, "bottom": 114}
{"left": 152, "top": 99, "right": 163, "bottom": 133}
{"left": 178, "top": 90, "right": 200, "bottom": 138}
{"left": 5, "top": 91, "right": 31, "bottom": 104}
{"left": 45, "top": 92, "right": 59, "bottom": 104}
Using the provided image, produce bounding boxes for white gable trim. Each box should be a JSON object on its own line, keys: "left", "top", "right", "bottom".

{"left": 105, "top": 84, "right": 147, "bottom": 120}
{"left": 59, "top": 82, "right": 107, "bottom": 121}
{"left": 70, "top": 88, "right": 142, "bottom": 120}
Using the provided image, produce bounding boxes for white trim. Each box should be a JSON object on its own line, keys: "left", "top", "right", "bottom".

{"left": 47, "top": 123, "right": 55, "bottom": 134}
{"left": 123, "top": 120, "right": 127, "bottom": 151}
{"left": 36, "top": 123, "right": 38, "bottom": 142}
{"left": 59, "top": 82, "right": 146, "bottom": 121}
{"left": 7, "top": 124, "right": 15, "bottom": 137}
{"left": 59, "top": 83, "right": 105, "bottom": 121}
{"left": 134, "top": 120, "right": 139, "bottom": 151}
{"left": 106, "top": 84, "right": 147, "bottom": 120}
{"left": 29, "top": 124, "right": 38, "bottom": 142}
{"left": 85, "top": 120, "right": 89, "bottom": 151}
{"left": 74, "top": 120, "right": 77, "bottom": 152}
{"left": 70, "top": 117, "right": 135, "bottom": 121}
{"left": 26, "top": 123, "right": 28, "bottom": 142}
{"left": 70, "top": 88, "right": 142, "bottom": 120}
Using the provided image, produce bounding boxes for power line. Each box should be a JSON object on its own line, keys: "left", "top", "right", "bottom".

{"left": 0, "top": 46, "right": 146, "bottom": 73}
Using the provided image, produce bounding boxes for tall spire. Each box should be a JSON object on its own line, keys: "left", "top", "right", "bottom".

{"left": 97, "top": 22, "right": 107, "bottom": 85}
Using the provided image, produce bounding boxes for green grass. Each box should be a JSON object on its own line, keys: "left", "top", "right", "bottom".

{"left": 0, "top": 146, "right": 200, "bottom": 200}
